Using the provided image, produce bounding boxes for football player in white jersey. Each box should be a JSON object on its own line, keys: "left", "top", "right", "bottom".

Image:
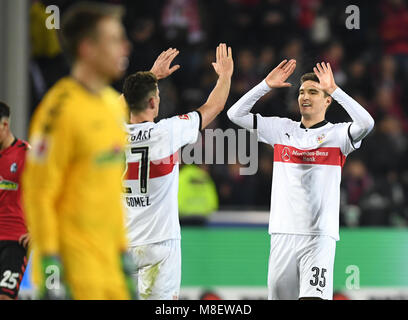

{"left": 122, "top": 43, "right": 233, "bottom": 299}
{"left": 227, "top": 59, "right": 374, "bottom": 300}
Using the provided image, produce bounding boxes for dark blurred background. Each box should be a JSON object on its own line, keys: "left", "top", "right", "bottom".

{"left": 28, "top": 0, "right": 408, "bottom": 227}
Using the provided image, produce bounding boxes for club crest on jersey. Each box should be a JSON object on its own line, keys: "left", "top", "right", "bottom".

{"left": 10, "top": 162, "right": 17, "bottom": 173}
{"left": 178, "top": 114, "right": 190, "bottom": 120}
{"left": 281, "top": 147, "right": 291, "bottom": 162}
{"left": 317, "top": 133, "right": 326, "bottom": 144}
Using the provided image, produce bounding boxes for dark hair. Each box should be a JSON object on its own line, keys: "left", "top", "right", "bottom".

{"left": 0, "top": 102, "right": 10, "bottom": 119}
{"left": 123, "top": 72, "right": 158, "bottom": 114}
{"left": 60, "top": 2, "right": 124, "bottom": 61}
{"left": 300, "top": 72, "right": 320, "bottom": 84}
{"left": 300, "top": 72, "right": 329, "bottom": 97}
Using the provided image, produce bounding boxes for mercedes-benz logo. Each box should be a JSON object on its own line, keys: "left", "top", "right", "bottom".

{"left": 281, "top": 147, "right": 291, "bottom": 162}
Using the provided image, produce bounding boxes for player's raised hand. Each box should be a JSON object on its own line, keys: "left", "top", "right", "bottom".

{"left": 313, "top": 62, "right": 338, "bottom": 95}
{"left": 150, "top": 48, "right": 180, "bottom": 80}
{"left": 212, "top": 43, "right": 234, "bottom": 78}
{"left": 265, "top": 59, "right": 296, "bottom": 88}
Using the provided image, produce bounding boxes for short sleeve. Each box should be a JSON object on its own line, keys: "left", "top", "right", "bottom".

{"left": 158, "top": 111, "right": 201, "bottom": 153}
{"left": 335, "top": 122, "right": 362, "bottom": 156}
{"left": 256, "top": 114, "right": 290, "bottom": 146}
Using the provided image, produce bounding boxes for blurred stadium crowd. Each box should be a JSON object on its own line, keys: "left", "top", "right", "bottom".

{"left": 29, "top": 0, "right": 408, "bottom": 226}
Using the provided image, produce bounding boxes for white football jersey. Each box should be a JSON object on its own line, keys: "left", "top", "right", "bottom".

{"left": 123, "top": 111, "right": 201, "bottom": 246}
{"left": 256, "top": 116, "right": 361, "bottom": 241}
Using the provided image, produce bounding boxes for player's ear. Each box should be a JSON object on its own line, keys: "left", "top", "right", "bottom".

{"left": 2, "top": 118, "right": 9, "bottom": 129}
{"left": 78, "top": 39, "right": 93, "bottom": 60}
{"left": 148, "top": 97, "right": 155, "bottom": 110}
{"left": 326, "top": 96, "right": 332, "bottom": 108}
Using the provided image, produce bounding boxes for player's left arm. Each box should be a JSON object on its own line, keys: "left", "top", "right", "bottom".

{"left": 150, "top": 48, "right": 180, "bottom": 80}
{"left": 313, "top": 62, "right": 375, "bottom": 143}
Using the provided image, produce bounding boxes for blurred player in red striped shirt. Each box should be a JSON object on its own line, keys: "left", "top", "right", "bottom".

{"left": 0, "top": 102, "right": 30, "bottom": 300}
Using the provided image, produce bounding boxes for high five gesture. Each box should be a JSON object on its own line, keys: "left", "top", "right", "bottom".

{"left": 198, "top": 43, "right": 234, "bottom": 129}
{"left": 150, "top": 48, "right": 181, "bottom": 80}
{"left": 265, "top": 59, "right": 296, "bottom": 88}
{"left": 313, "top": 62, "right": 338, "bottom": 95}
{"left": 212, "top": 43, "right": 234, "bottom": 78}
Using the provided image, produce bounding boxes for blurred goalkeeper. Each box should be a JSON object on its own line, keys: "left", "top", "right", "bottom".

{"left": 22, "top": 2, "right": 135, "bottom": 299}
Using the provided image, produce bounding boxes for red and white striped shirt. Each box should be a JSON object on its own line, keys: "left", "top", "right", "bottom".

{"left": 227, "top": 80, "right": 374, "bottom": 241}
{"left": 123, "top": 111, "right": 201, "bottom": 246}
{"left": 257, "top": 116, "right": 358, "bottom": 240}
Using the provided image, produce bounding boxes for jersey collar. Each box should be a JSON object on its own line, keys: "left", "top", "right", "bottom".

{"left": 300, "top": 120, "right": 328, "bottom": 129}
{"left": 10, "top": 137, "right": 17, "bottom": 147}
{"left": 0, "top": 137, "right": 17, "bottom": 156}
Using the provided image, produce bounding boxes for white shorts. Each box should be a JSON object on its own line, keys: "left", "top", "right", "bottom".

{"left": 128, "top": 239, "right": 181, "bottom": 300}
{"left": 268, "top": 234, "right": 336, "bottom": 300}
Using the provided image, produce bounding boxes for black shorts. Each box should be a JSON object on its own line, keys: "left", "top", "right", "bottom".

{"left": 0, "top": 240, "right": 28, "bottom": 299}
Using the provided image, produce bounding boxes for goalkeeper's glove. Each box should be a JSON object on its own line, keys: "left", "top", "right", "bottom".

{"left": 39, "top": 255, "right": 72, "bottom": 300}
{"left": 120, "top": 251, "right": 137, "bottom": 300}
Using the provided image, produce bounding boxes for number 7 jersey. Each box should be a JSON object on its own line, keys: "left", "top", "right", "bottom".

{"left": 123, "top": 111, "right": 201, "bottom": 246}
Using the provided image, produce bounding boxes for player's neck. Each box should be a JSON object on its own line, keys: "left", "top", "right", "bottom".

{"left": 0, "top": 132, "right": 15, "bottom": 151}
{"left": 301, "top": 116, "right": 326, "bottom": 129}
{"left": 71, "top": 61, "right": 110, "bottom": 94}
{"left": 130, "top": 112, "right": 154, "bottom": 124}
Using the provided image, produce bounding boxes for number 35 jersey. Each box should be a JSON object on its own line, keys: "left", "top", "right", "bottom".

{"left": 123, "top": 111, "right": 201, "bottom": 246}
{"left": 256, "top": 116, "right": 361, "bottom": 241}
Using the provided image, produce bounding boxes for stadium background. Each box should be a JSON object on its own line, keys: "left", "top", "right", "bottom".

{"left": 1, "top": 0, "right": 408, "bottom": 299}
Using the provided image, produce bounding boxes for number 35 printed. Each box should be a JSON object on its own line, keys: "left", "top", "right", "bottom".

{"left": 310, "top": 267, "right": 327, "bottom": 287}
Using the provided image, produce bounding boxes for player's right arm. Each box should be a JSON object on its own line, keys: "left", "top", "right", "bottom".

{"left": 150, "top": 47, "right": 181, "bottom": 80}
{"left": 227, "top": 59, "right": 296, "bottom": 130}
{"left": 197, "top": 43, "right": 234, "bottom": 130}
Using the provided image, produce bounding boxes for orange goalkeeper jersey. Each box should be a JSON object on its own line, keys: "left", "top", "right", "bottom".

{"left": 23, "top": 77, "right": 128, "bottom": 286}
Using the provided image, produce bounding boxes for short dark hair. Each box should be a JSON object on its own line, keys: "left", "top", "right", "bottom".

{"left": 300, "top": 72, "right": 329, "bottom": 97}
{"left": 300, "top": 72, "right": 319, "bottom": 84}
{"left": 0, "top": 102, "right": 10, "bottom": 119}
{"left": 123, "top": 72, "right": 158, "bottom": 114}
{"left": 60, "top": 2, "right": 124, "bottom": 61}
